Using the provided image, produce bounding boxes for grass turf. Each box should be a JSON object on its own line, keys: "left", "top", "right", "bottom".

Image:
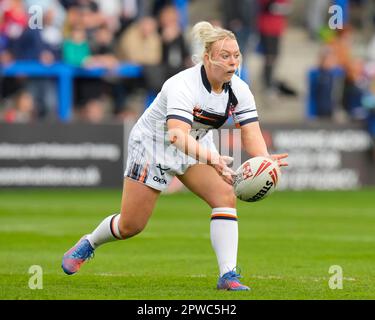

{"left": 0, "top": 188, "right": 374, "bottom": 300}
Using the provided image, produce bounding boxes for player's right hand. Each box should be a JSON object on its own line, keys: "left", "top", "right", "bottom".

{"left": 210, "top": 155, "right": 236, "bottom": 185}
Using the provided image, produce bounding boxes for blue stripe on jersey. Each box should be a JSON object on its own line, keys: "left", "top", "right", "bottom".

{"left": 234, "top": 109, "right": 255, "bottom": 116}
{"left": 166, "top": 115, "right": 193, "bottom": 126}
{"left": 239, "top": 117, "right": 259, "bottom": 126}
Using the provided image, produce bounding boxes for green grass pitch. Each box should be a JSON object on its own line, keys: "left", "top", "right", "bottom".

{"left": 0, "top": 188, "right": 374, "bottom": 300}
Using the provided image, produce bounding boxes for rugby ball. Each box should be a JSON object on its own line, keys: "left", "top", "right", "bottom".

{"left": 234, "top": 156, "right": 281, "bottom": 202}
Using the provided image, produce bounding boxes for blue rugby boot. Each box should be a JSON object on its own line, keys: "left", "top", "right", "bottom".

{"left": 62, "top": 236, "right": 94, "bottom": 275}
{"left": 217, "top": 270, "right": 250, "bottom": 291}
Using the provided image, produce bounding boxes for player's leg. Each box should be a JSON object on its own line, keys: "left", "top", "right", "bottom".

{"left": 178, "top": 164, "right": 249, "bottom": 291}
{"left": 62, "top": 178, "right": 160, "bottom": 275}
{"left": 87, "top": 177, "right": 160, "bottom": 245}
{"left": 117, "top": 178, "right": 161, "bottom": 238}
{"left": 178, "top": 164, "right": 236, "bottom": 208}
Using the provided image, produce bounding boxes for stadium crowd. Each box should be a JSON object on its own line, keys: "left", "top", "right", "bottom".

{"left": 306, "top": 0, "right": 375, "bottom": 143}
{"left": 0, "top": 0, "right": 374, "bottom": 138}
{"left": 0, "top": 0, "right": 191, "bottom": 122}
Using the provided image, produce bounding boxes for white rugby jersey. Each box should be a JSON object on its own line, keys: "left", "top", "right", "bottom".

{"left": 133, "top": 63, "right": 259, "bottom": 141}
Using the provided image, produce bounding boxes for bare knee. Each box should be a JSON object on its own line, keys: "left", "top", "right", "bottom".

{"left": 118, "top": 219, "right": 147, "bottom": 239}
{"left": 220, "top": 192, "right": 236, "bottom": 208}
{"left": 208, "top": 184, "right": 236, "bottom": 208}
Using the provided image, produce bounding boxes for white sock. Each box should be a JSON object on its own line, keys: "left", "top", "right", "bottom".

{"left": 210, "top": 207, "right": 238, "bottom": 277}
{"left": 86, "top": 214, "right": 122, "bottom": 249}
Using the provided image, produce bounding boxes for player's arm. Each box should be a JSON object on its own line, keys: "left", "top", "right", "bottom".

{"left": 241, "top": 121, "right": 288, "bottom": 167}
{"left": 167, "top": 119, "right": 213, "bottom": 163}
{"left": 167, "top": 119, "right": 235, "bottom": 184}
{"left": 240, "top": 121, "right": 269, "bottom": 157}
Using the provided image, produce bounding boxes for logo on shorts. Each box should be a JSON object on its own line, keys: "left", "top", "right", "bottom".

{"left": 153, "top": 176, "right": 167, "bottom": 184}
{"left": 156, "top": 164, "right": 170, "bottom": 176}
{"left": 153, "top": 164, "right": 170, "bottom": 185}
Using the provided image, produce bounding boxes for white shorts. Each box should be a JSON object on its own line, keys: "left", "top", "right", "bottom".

{"left": 124, "top": 127, "right": 218, "bottom": 191}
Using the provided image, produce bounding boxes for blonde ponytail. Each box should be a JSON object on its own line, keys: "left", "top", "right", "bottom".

{"left": 190, "top": 21, "right": 237, "bottom": 65}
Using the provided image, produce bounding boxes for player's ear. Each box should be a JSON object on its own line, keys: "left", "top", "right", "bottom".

{"left": 203, "top": 52, "right": 210, "bottom": 65}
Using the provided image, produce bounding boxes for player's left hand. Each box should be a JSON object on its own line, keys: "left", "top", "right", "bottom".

{"left": 270, "top": 153, "right": 289, "bottom": 168}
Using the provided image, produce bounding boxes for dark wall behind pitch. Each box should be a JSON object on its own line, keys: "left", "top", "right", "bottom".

{"left": 0, "top": 121, "right": 373, "bottom": 189}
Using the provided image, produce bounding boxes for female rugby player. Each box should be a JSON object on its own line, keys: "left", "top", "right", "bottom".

{"left": 62, "top": 21, "right": 288, "bottom": 291}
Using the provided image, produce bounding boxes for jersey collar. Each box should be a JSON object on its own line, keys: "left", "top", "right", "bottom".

{"left": 201, "top": 65, "right": 230, "bottom": 93}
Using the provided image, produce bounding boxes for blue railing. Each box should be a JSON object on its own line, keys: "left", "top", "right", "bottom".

{"left": 1, "top": 60, "right": 250, "bottom": 122}
{"left": 1, "top": 61, "right": 143, "bottom": 121}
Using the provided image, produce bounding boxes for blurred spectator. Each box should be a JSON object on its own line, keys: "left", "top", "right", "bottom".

{"left": 0, "top": 0, "right": 28, "bottom": 44}
{"left": 40, "top": 6, "right": 65, "bottom": 60}
{"left": 62, "top": 4, "right": 81, "bottom": 38}
{"left": 115, "top": 16, "right": 162, "bottom": 119}
{"left": 1, "top": 90, "right": 35, "bottom": 122}
{"left": 5, "top": 23, "right": 59, "bottom": 119}
{"left": 96, "top": 0, "right": 122, "bottom": 32}
{"left": 11, "top": 27, "right": 51, "bottom": 61}
{"left": 86, "top": 24, "right": 128, "bottom": 118}
{"left": 326, "top": 26, "right": 367, "bottom": 119}
{"left": 151, "top": 0, "right": 175, "bottom": 17}
{"left": 0, "top": 1, "right": 65, "bottom": 121}
{"left": 311, "top": 46, "right": 344, "bottom": 119}
{"left": 63, "top": 25, "right": 91, "bottom": 67}
{"left": 116, "top": 16, "right": 161, "bottom": 65}
{"left": 342, "top": 58, "right": 367, "bottom": 119}
{"left": 305, "top": 0, "right": 330, "bottom": 40}
{"left": 77, "top": 98, "right": 108, "bottom": 123}
{"left": 114, "top": 0, "right": 144, "bottom": 40}
{"left": 62, "top": 24, "right": 107, "bottom": 123}
{"left": 87, "top": 24, "right": 118, "bottom": 68}
{"left": 78, "top": 0, "right": 107, "bottom": 41}
{"left": 257, "top": 0, "right": 292, "bottom": 95}
{"left": 152, "top": 4, "right": 190, "bottom": 91}
{"left": 327, "top": 26, "right": 353, "bottom": 73}
{"left": 0, "top": 0, "right": 28, "bottom": 112}
{"left": 221, "top": 0, "right": 257, "bottom": 61}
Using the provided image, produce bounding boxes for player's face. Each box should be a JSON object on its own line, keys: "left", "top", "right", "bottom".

{"left": 208, "top": 38, "right": 241, "bottom": 83}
